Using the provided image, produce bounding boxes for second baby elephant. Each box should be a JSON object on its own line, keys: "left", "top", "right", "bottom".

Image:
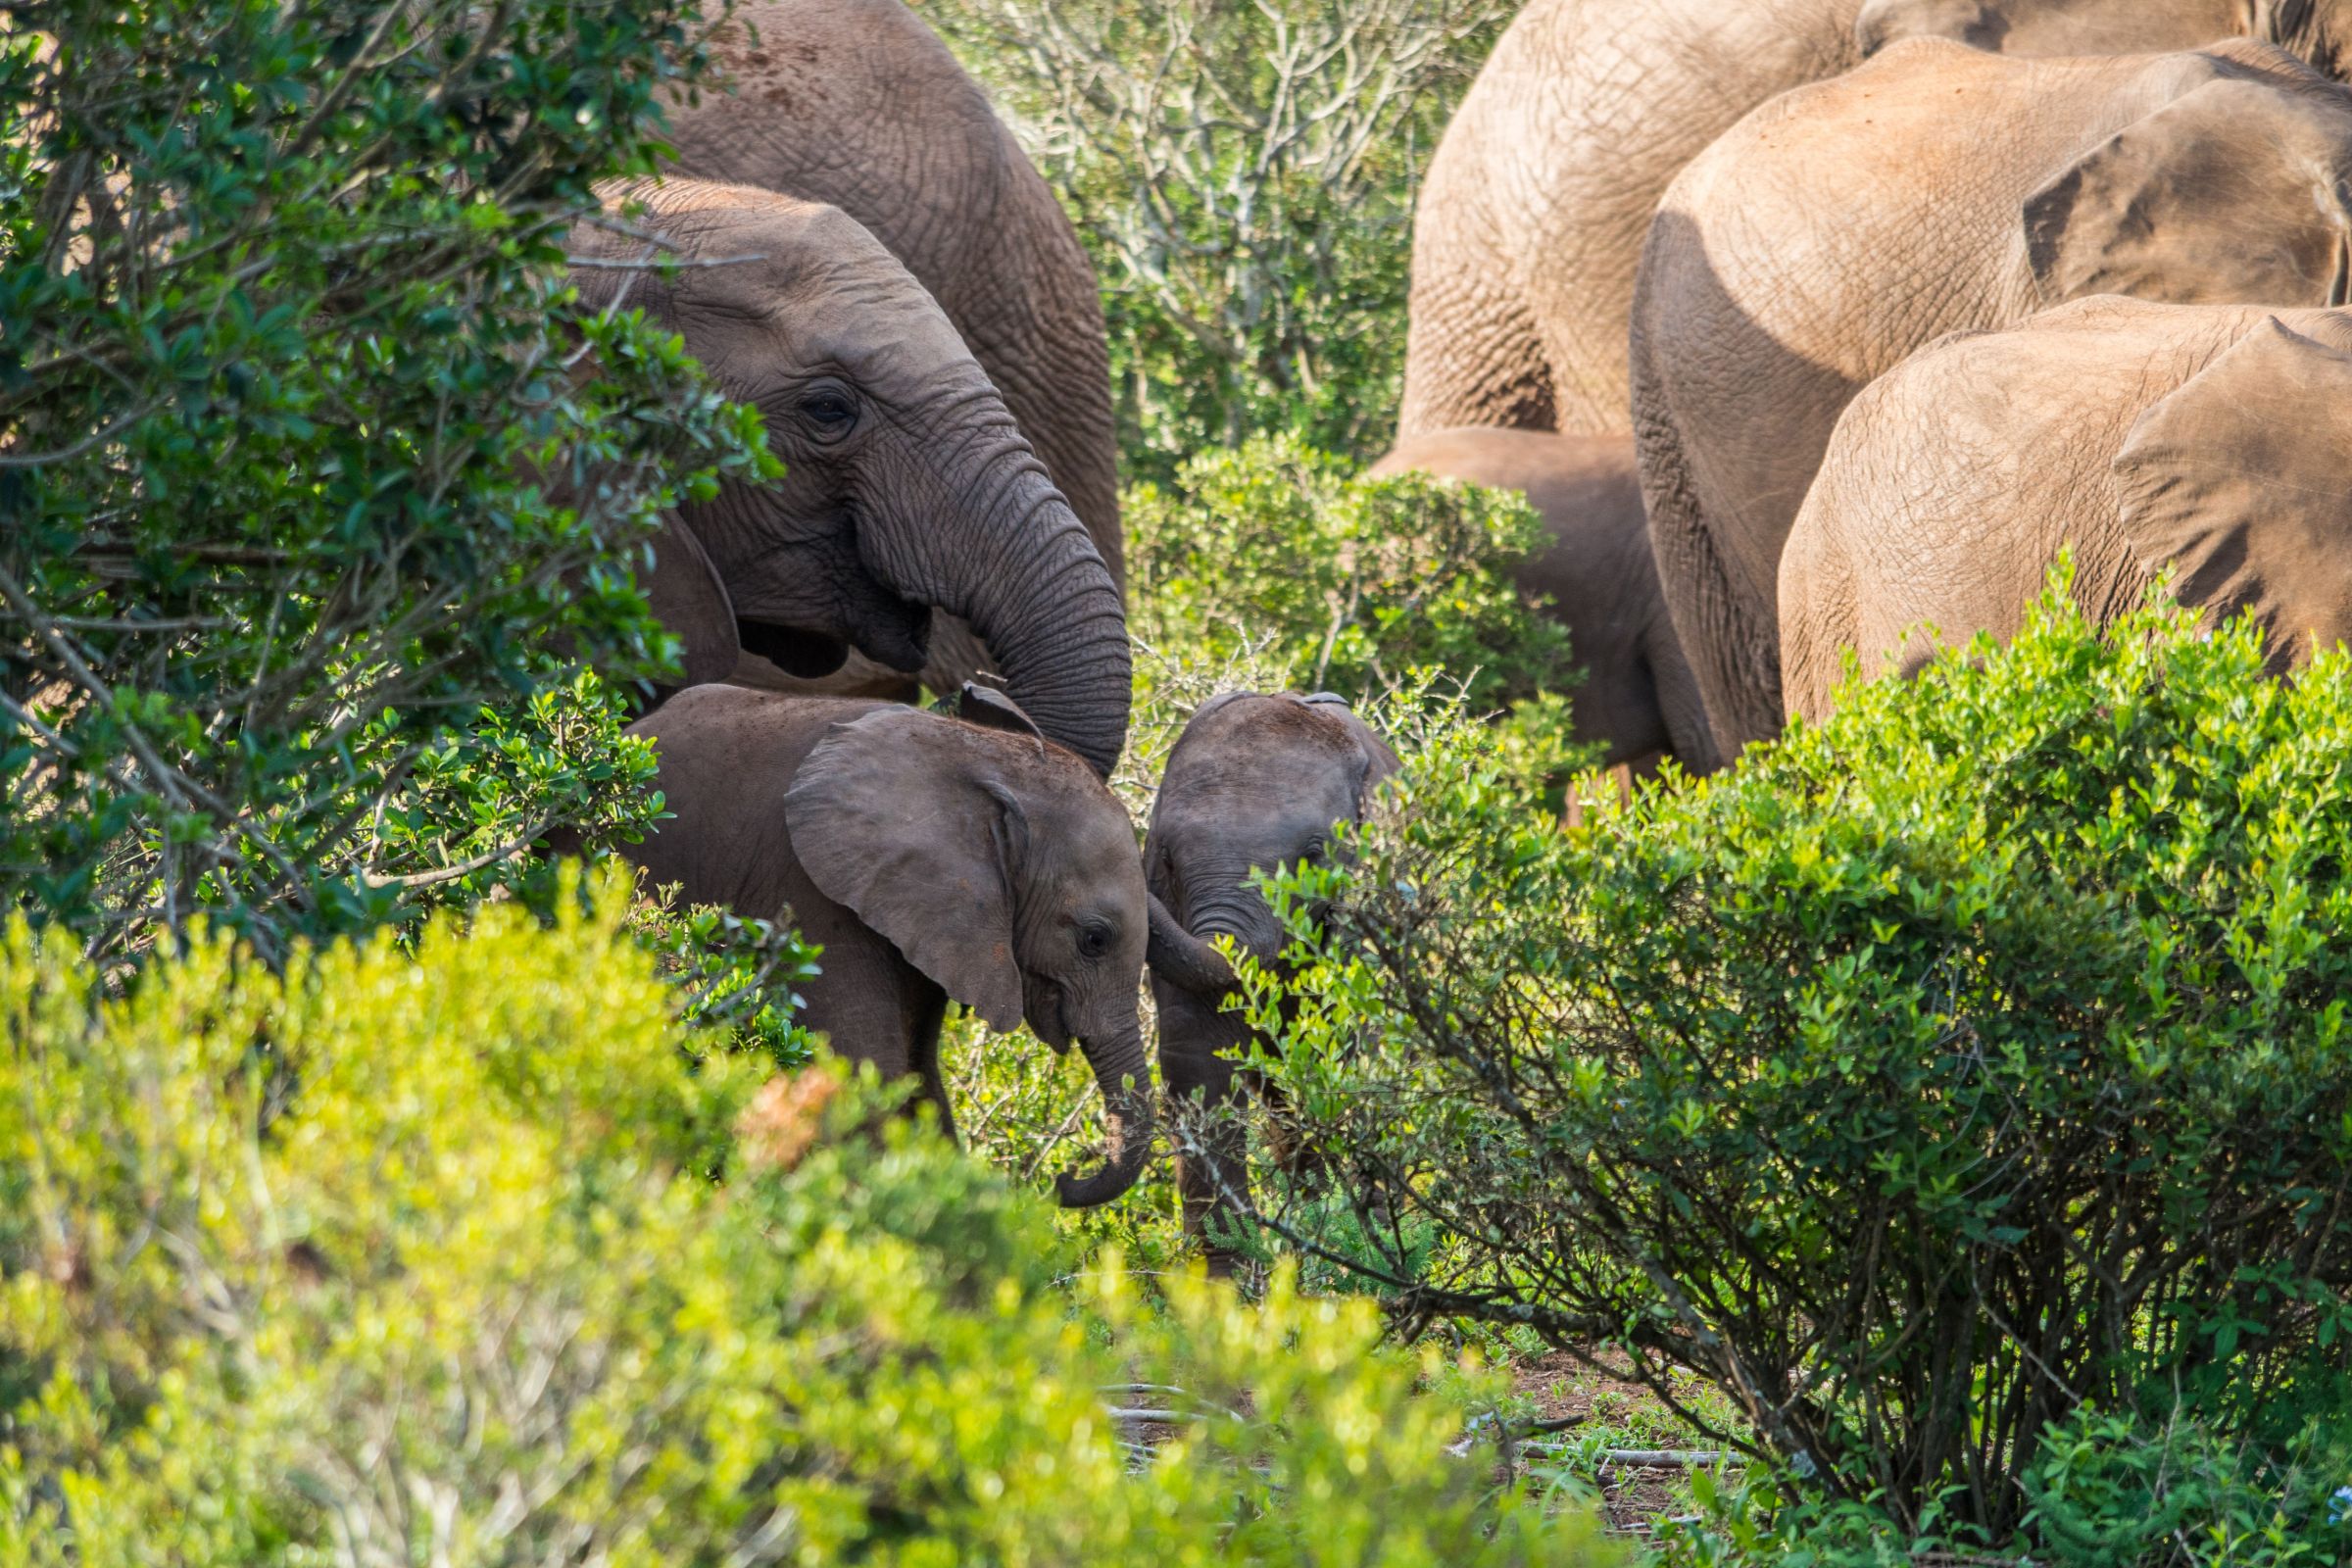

{"left": 1370, "top": 428, "right": 1706, "bottom": 772}
{"left": 1782, "top": 298, "right": 2352, "bottom": 722}
{"left": 1142, "top": 692, "right": 1400, "bottom": 1275}
{"left": 616, "top": 683, "right": 1154, "bottom": 1207}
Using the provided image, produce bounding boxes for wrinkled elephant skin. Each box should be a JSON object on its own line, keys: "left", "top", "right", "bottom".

{"left": 1783, "top": 300, "right": 2352, "bottom": 720}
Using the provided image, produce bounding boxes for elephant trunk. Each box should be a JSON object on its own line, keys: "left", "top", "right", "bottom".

{"left": 883, "top": 433, "right": 1130, "bottom": 779}
{"left": 1055, "top": 1018, "right": 1154, "bottom": 1208}
{"left": 1148, "top": 894, "right": 1239, "bottom": 1000}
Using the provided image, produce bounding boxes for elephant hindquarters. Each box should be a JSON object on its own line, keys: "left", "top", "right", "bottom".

{"left": 1630, "top": 308, "right": 1772, "bottom": 769}
{"left": 1778, "top": 470, "right": 1866, "bottom": 729}
{"left": 1398, "top": 170, "right": 1556, "bottom": 438}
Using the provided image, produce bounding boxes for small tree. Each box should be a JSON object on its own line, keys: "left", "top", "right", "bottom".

{"left": 0, "top": 0, "right": 773, "bottom": 960}
{"left": 1244, "top": 583, "right": 2352, "bottom": 1550}
{"left": 925, "top": 0, "right": 1512, "bottom": 471}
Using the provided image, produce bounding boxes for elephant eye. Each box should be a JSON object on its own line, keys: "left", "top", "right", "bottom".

{"left": 1076, "top": 921, "right": 1113, "bottom": 961}
{"left": 797, "top": 382, "right": 858, "bottom": 440}
{"left": 1301, "top": 836, "right": 1329, "bottom": 864}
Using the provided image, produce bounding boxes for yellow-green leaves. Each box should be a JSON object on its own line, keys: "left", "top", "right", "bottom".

{"left": 0, "top": 874, "right": 1602, "bottom": 1566}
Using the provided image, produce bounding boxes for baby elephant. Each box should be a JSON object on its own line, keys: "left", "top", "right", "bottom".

{"left": 1143, "top": 692, "right": 1400, "bottom": 1274}
{"left": 618, "top": 683, "right": 1153, "bottom": 1207}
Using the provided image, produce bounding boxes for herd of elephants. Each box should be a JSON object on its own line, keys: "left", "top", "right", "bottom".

{"left": 576, "top": 0, "right": 2352, "bottom": 1254}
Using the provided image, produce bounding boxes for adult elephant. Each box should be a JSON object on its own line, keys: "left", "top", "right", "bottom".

{"left": 1399, "top": 0, "right": 2351, "bottom": 442}
{"left": 659, "top": 0, "right": 1120, "bottom": 701}
{"left": 1782, "top": 298, "right": 2352, "bottom": 721}
{"left": 570, "top": 179, "right": 1129, "bottom": 778}
{"left": 1631, "top": 38, "right": 2352, "bottom": 762}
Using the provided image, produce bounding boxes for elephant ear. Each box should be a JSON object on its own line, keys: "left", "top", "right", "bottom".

{"left": 784, "top": 708, "right": 1028, "bottom": 1031}
{"left": 956, "top": 682, "right": 1047, "bottom": 752}
{"left": 2111, "top": 315, "right": 2352, "bottom": 668}
{"left": 643, "top": 523, "right": 742, "bottom": 689}
{"left": 2024, "top": 74, "right": 2352, "bottom": 309}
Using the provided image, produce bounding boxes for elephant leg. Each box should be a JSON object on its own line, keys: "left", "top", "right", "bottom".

{"left": 908, "top": 984, "right": 957, "bottom": 1145}
{"left": 1398, "top": 183, "right": 1554, "bottom": 436}
{"left": 1161, "top": 1028, "right": 1250, "bottom": 1279}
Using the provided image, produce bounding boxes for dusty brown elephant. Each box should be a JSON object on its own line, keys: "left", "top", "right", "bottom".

{"left": 1782, "top": 298, "right": 2352, "bottom": 721}
{"left": 1141, "top": 693, "right": 1400, "bottom": 1275}
{"left": 1371, "top": 428, "right": 1705, "bottom": 771}
{"left": 612, "top": 682, "right": 1154, "bottom": 1208}
{"left": 1398, "top": 0, "right": 2350, "bottom": 443}
{"left": 658, "top": 0, "right": 1119, "bottom": 701}
{"left": 1631, "top": 37, "right": 2352, "bottom": 762}
{"left": 569, "top": 179, "right": 1130, "bottom": 778}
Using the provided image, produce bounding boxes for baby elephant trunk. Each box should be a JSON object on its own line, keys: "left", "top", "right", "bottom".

{"left": 1146, "top": 894, "right": 1240, "bottom": 1000}
{"left": 1056, "top": 1019, "right": 1154, "bottom": 1208}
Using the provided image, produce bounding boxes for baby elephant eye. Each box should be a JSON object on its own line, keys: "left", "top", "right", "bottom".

{"left": 1076, "top": 922, "right": 1112, "bottom": 960}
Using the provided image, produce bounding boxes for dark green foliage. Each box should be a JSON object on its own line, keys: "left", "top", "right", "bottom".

{"left": 0, "top": 0, "right": 774, "bottom": 959}
{"left": 1245, "top": 582, "right": 2352, "bottom": 1551}
{"left": 1127, "top": 434, "right": 1586, "bottom": 782}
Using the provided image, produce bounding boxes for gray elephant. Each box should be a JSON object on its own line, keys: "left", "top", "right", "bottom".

{"left": 569, "top": 179, "right": 1130, "bottom": 779}
{"left": 1631, "top": 38, "right": 2352, "bottom": 762}
{"left": 1370, "top": 428, "right": 1705, "bottom": 772}
{"left": 660, "top": 0, "right": 1120, "bottom": 701}
{"left": 1398, "top": 0, "right": 2349, "bottom": 443}
{"left": 1142, "top": 693, "right": 1400, "bottom": 1275}
{"left": 1782, "top": 298, "right": 2352, "bottom": 721}
{"left": 612, "top": 682, "right": 1154, "bottom": 1207}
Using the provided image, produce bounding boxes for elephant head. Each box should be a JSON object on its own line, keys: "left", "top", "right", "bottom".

{"left": 571, "top": 178, "right": 1130, "bottom": 777}
{"left": 1144, "top": 693, "right": 1400, "bottom": 991}
{"left": 1142, "top": 692, "right": 1399, "bottom": 1267}
{"left": 2024, "top": 44, "right": 2352, "bottom": 310}
{"left": 2113, "top": 313, "right": 2352, "bottom": 667}
{"left": 783, "top": 689, "right": 1153, "bottom": 1206}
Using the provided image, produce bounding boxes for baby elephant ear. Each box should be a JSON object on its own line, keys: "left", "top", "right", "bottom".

{"left": 785, "top": 708, "right": 1028, "bottom": 1032}
{"left": 956, "top": 682, "right": 1046, "bottom": 749}
{"left": 643, "top": 522, "right": 742, "bottom": 689}
{"left": 2024, "top": 74, "right": 2352, "bottom": 310}
{"left": 2112, "top": 315, "right": 2352, "bottom": 669}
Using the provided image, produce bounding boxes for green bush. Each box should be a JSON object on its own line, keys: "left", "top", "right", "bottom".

{"left": 0, "top": 0, "right": 773, "bottom": 959}
{"left": 0, "top": 869, "right": 1611, "bottom": 1566}
{"left": 1238, "top": 581, "right": 2352, "bottom": 1553}
{"left": 1130, "top": 434, "right": 1586, "bottom": 779}
{"left": 928, "top": 0, "right": 1512, "bottom": 473}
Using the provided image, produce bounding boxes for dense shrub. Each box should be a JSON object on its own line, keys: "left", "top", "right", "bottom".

{"left": 0, "top": 870, "right": 1611, "bottom": 1566}
{"left": 927, "top": 0, "right": 1511, "bottom": 472}
{"left": 1130, "top": 434, "right": 1584, "bottom": 775}
{"left": 0, "top": 0, "right": 772, "bottom": 959}
{"left": 1239, "top": 583, "right": 2352, "bottom": 1552}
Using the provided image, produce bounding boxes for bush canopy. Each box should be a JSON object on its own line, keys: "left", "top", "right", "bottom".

{"left": 0, "top": 0, "right": 772, "bottom": 960}
{"left": 1242, "top": 582, "right": 2352, "bottom": 1553}
{"left": 0, "top": 871, "right": 1611, "bottom": 1567}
